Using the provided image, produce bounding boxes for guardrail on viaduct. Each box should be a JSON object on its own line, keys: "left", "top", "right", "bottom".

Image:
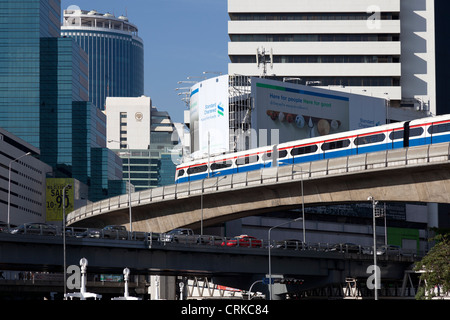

{"left": 67, "top": 142, "right": 450, "bottom": 229}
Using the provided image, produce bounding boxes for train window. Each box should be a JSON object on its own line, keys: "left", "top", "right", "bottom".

{"left": 236, "top": 155, "right": 259, "bottom": 166}
{"left": 210, "top": 160, "right": 232, "bottom": 171}
{"left": 177, "top": 169, "right": 185, "bottom": 177}
{"left": 187, "top": 165, "right": 208, "bottom": 175}
{"left": 278, "top": 150, "right": 288, "bottom": 158}
{"left": 428, "top": 123, "right": 450, "bottom": 134}
{"left": 321, "top": 139, "right": 351, "bottom": 151}
{"left": 354, "top": 133, "right": 385, "bottom": 146}
{"left": 389, "top": 130, "right": 404, "bottom": 140}
{"left": 262, "top": 152, "right": 272, "bottom": 161}
{"left": 409, "top": 127, "right": 424, "bottom": 137}
{"left": 291, "top": 145, "right": 318, "bottom": 156}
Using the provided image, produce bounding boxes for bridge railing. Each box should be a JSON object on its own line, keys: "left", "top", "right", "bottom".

{"left": 67, "top": 143, "right": 450, "bottom": 225}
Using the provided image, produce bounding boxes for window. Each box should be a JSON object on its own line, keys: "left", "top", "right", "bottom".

{"left": 410, "top": 127, "right": 424, "bottom": 137}
{"left": 354, "top": 133, "right": 385, "bottom": 145}
{"left": 291, "top": 145, "right": 318, "bottom": 156}
{"left": 278, "top": 150, "right": 288, "bottom": 158}
{"left": 210, "top": 160, "right": 233, "bottom": 171}
{"left": 428, "top": 122, "right": 450, "bottom": 134}
{"left": 236, "top": 155, "right": 259, "bottom": 166}
{"left": 321, "top": 139, "right": 351, "bottom": 151}
{"left": 389, "top": 130, "right": 404, "bottom": 140}
{"left": 177, "top": 169, "right": 185, "bottom": 177}
{"left": 187, "top": 165, "right": 207, "bottom": 175}
{"left": 262, "top": 152, "right": 272, "bottom": 161}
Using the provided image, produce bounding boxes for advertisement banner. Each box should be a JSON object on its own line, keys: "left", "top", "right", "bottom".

{"left": 46, "top": 178, "right": 74, "bottom": 221}
{"left": 252, "top": 78, "right": 350, "bottom": 145}
{"left": 190, "top": 75, "right": 229, "bottom": 156}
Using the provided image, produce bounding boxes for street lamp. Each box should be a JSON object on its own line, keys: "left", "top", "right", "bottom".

{"left": 108, "top": 140, "right": 132, "bottom": 234}
{"left": 200, "top": 174, "right": 226, "bottom": 235}
{"left": 293, "top": 166, "right": 307, "bottom": 243}
{"left": 62, "top": 183, "right": 72, "bottom": 297}
{"left": 7, "top": 152, "right": 31, "bottom": 230}
{"left": 268, "top": 216, "right": 302, "bottom": 300}
{"left": 368, "top": 195, "right": 379, "bottom": 300}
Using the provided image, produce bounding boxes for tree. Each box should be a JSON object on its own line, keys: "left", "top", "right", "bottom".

{"left": 414, "top": 233, "right": 450, "bottom": 299}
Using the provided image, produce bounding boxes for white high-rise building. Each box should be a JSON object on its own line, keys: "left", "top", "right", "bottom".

{"left": 228, "top": 0, "right": 436, "bottom": 119}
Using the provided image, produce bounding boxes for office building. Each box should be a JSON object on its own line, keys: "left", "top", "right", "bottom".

{"left": 0, "top": 127, "right": 52, "bottom": 227}
{"left": 228, "top": 0, "right": 437, "bottom": 119}
{"left": 106, "top": 96, "right": 179, "bottom": 191}
{"left": 0, "top": 0, "right": 61, "bottom": 146}
{"left": 61, "top": 8, "right": 144, "bottom": 110}
{"left": 0, "top": 0, "right": 126, "bottom": 211}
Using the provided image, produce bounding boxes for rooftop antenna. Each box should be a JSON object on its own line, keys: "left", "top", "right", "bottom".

{"left": 256, "top": 47, "right": 273, "bottom": 78}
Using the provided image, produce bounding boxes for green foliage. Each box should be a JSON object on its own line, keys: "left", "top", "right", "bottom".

{"left": 414, "top": 233, "right": 450, "bottom": 300}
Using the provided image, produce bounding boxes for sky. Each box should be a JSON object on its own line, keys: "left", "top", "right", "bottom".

{"left": 61, "top": 0, "right": 229, "bottom": 123}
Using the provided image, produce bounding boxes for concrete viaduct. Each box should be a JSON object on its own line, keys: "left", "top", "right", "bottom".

{"left": 67, "top": 143, "right": 450, "bottom": 233}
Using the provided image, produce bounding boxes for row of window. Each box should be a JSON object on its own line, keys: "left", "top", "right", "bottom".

{"left": 229, "top": 13, "right": 400, "bottom": 21}
{"left": 179, "top": 123, "right": 450, "bottom": 176}
{"left": 230, "top": 55, "right": 400, "bottom": 64}
{"left": 230, "top": 34, "right": 400, "bottom": 42}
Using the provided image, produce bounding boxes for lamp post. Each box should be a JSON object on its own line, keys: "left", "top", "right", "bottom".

{"left": 293, "top": 166, "right": 307, "bottom": 243}
{"left": 108, "top": 140, "right": 132, "bottom": 234}
{"left": 268, "top": 216, "right": 302, "bottom": 300}
{"left": 62, "top": 183, "right": 72, "bottom": 298}
{"left": 200, "top": 174, "right": 226, "bottom": 235}
{"left": 368, "top": 195, "right": 379, "bottom": 300}
{"left": 7, "top": 152, "right": 31, "bottom": 230}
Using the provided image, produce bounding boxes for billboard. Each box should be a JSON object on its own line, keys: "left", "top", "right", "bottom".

{"left": 251, "top": 78, "right": 385, "bottom": 147}
{"left": 46, "top": 178, "right": 74, "bottom": 222}
{"left": 190, "top": 75, "right": 229, "bottom": 156}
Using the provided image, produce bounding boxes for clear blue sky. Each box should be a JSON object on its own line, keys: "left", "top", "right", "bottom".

{"left": 61, "top": 0, "right": 229, "bottom": 123}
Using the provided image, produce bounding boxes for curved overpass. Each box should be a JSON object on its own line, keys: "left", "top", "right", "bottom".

{"left": 67, "top": 143, "right": 450, "bottom": 233}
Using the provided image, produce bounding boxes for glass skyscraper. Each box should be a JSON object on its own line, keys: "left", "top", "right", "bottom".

{"left": 0, "top": 0, "right": 127, "bottom": 205}
{"left": 0, "top": 0, "right": 60, "bottom": 147}
{"left": 61, "top": 8, "right": 144, "bottom": 110}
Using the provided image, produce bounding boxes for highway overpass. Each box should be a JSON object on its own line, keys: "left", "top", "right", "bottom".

{"left": 0, "top": 232, "right": 416, "bottom": 297}
{"left": 67, "top": 143, "right": 450, "bottom": 233}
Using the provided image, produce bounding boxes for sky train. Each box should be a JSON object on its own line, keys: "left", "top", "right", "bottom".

{"left": 175, "top": 114, "right": 450, "bottom": 184}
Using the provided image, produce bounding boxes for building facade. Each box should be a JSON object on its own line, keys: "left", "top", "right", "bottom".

{"left": 0, "top": 0, "right": 61, "bottom": 147}
{"left": 106, "top": 96, "right": 178, "bottom": 191}
{"left": 0, "top": 127, "right": 52, "bottom": 227}
{"left": 228, "top": 0, "right": 436, "bottom": 118}
{"left": 61, "top": 8, "right": 144, "bottom": 110}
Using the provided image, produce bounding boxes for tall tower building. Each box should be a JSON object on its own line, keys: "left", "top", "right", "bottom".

{"left": 228, "top": 0, "right": 437, "bottom": 118}
{"left": 61, "top": 8, "right": 144, "bottom": 110}
{"left": 0, "top": 0, "right": 61, "bottom": 146}
{"left": 0, "top": 0, "right": 126, "bottom": 206}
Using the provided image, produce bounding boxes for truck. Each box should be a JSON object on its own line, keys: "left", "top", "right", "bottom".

{"left": 161, "top": 228, "right": 222, "bottom": 245}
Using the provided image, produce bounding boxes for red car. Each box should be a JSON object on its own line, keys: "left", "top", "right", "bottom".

{"left": 221, "top": 235, "right": 263, "bottom": 248}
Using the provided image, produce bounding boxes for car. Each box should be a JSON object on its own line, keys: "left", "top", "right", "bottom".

{"left": 79, "top": 225, "right": 128, "bottom": 239}
{"left": 329, "top": 243, "right": 361, "bottom": 254}
{"left": 10, "top": 223, "right": 57, "bottom": 236}
{"left": 0, "top": 221, "right": 9, "bottom": 233}
{"left": 77, "top": 228, "right": 102, "bottom": 238}
{"left": 221, "top": 235, "right": 263, "bottom": 248}
{"left": 376, "top": 245, "right": 401, "bottom": 256}
{"left": 161, "top": 228, "right": 197, "bottom": 243}
{"left": 274, "top": 239, "right": 304, "bottom": 250}
{"left": 102, "top": 225, "right": 128, "bottom": 239}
